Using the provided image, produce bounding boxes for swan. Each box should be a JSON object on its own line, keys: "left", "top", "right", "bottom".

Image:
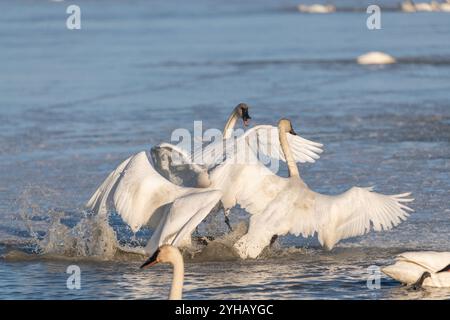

{"left": 440, "top": 1, "right": 450, "bottom": 11}
{"left": 357, "top": 52, "right": 396, "bottom": 65}
{"left": 401, "top": 0, "right": 417, "bottom": 12}
{"left": 150, "top": 104, "right": 324, "bottom": 230}
{"left": 232, "top": 119, "right": 413, "bottom": 259}
{"left": 297, "top": 4, "right": 336, "bottom": 13}
{"left": 382, "top": 251, "right": 450, "bottom": 288}
{"left": 86, "top": 151, "right": 222, "bottom": 256}
{"left": 411, "top": 1, "right": 440, "bottom": 11}
{"left": 141, "top": 245, "right": 184, "bottom": 300}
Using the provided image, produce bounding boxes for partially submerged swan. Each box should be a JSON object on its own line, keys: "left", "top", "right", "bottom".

{"left": 233, "top": 119, "right": 413, "bottom": 259}
{"left": 357, "top": 52, "right": 396, "bottom": 65}
{"left": 86, "top": 151, "right": 222, "bottom": 256}
{"left": 297, "top": 4, "right": 336, "bottom": 13}
{"left": 401, "top": 0, "right": 442, "bottom": 12}
{"left": 141, "top": 245, "right": 184, "bottom": 300}
{"left": 382, "top": 251, "right": 450, "bottom": 288}
{"left": 440, "top": 2, "right": 450, "bottom": 11}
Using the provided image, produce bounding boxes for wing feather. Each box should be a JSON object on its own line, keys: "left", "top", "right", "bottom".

{"left": 144, "top": 190, "right": 222, "bottom": 255}
{"left": 86, "top": 156, "right": 132, "bottom": 215}
{"left": 86, "top": 151, "right": 182, "bottom": 232}
{"left": 315, "top": 187, "right": 413, "bottom": 249}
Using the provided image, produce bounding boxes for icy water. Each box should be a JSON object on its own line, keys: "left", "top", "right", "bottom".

{"left": 1, "top": 0, "right": 450, "bottom": 299}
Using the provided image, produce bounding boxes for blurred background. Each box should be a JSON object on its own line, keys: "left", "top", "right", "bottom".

{"left": 0, "top": 0, "right": 449, "bottom": 299}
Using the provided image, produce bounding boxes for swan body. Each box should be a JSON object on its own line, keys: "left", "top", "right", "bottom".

{"left": 86, "top": 151, "right": 222, "bottom": 255}
{"left": 297, "top": 4, "right": 336, "bottom": 13}
{"left": 233, "top": 119, "right": 413, "bottom": 259}
{"left": 357, "top": 52, "right": 396, "bottom": 65}
{"left": 382, "top": 252, "right": 450, "bottom": 287}
{"left": 141, "top": 245, "right": 184, "bottom": 300}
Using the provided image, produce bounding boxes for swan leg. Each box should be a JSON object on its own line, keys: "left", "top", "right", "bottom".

{"left": 412, "top": 272, "right": 431, "bottom": 290}
{"left": 224, "top": 209, "right": 233, "bottom": 232}
{"left": 193, "top": 235, "right": 215, "bottom": 246}
{"left": 270, "top": 235, "right": 278, "bottom": 247}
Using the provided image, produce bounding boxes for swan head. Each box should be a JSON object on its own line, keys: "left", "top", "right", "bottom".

{"left": 235, "top": 103, "right": 252, "bottom": 127}
{"left": 140, "top": 245, "right": 181, "bottom": 269}
{"left": 278, "top": 118, "right": 297, "bottom": 135}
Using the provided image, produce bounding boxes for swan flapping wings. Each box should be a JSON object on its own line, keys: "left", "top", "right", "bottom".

{"left": 232, "top": 119, "right": 414, "bottom": 259}
{"left": 86, "top": 151, "right": 222, "bottom": 236}
{"left": 234, "top": 186, "right": 413, "bottom": 259}
{"left": 235, "top": 187, "right": 413, "bottom": 258}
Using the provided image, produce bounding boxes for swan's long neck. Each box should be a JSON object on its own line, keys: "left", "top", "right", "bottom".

{"left": 278, "top": 126, "right": 300, "bottom": 178}
{"left": 168, "top": 250, "right": 184, "bottom": 300}
{"left": 223, "top": 108, "right": 239, "bottom": 139}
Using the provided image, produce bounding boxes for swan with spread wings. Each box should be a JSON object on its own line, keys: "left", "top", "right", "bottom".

{"left": 232, "top": 119, "right": 414, "bottom": 259}
{"left": 86, "top": 151, "right": 222, "bottom": 256}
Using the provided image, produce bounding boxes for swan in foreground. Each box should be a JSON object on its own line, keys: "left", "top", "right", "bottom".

{"left": 86, "top": 151, "right": 222, "bottom": 255}
{"left": 141, "top": 245, "right": 184, "bottom": 300}
{"left": 382, "top": 251, "right": 450, "bottom": 288}
{"left": 151, "top": 104, "right": 323, "bottom": 230}
{"left": 233, "top": 119, "right": 413, "bottom": 259}
{"left": 297, "top": 4, "right": 336, "bottom": 13}
{"left": 357, "top": 52, "right": 396, "bottom": 65}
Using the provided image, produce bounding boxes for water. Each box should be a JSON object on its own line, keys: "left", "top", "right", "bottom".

{"left": 1, "top": 0, "right": 450, "bottom": 299}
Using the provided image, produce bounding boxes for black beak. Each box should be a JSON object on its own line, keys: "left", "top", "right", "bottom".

{"left": 140, "top": 249, "right": 159, "bottom": 269}
{"left": 242, "top": 109, "right": 251, "bottom": 127}
{"left": 289, "top": 128, "right": 297, "bottom": 135}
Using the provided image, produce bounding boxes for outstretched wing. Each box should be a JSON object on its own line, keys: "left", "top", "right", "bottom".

{"left": 234, "top": 186, "right": 413, "bottom": 259}
{"left": 151, "top": 143, "right": 206, "bottom": 187}
{"left": 86, "top": 151, "right": 182, "bottom": 232}
{"left": 198, "top": 125, "right": 323, "bottom": 167}
{"left": 86, "top": 156, "right": 132, "bottom": 215}
{"left": 242, "top": 125, "right": 323, "bottom": 164}
{"left": 314, "top": 187, "right": 413, "bottom": 250}
{"left": 144, "top": 190, "right": 223, "bottom": 255}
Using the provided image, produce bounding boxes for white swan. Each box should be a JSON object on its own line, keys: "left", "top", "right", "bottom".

{"left": 151, "top": 105, "right": 323, "bottom": 230}
{"left": 401, "top": 0, "right": 417, "bottom": 12}
{"left": 357, "top": 52, "right": 396, "bottom": 65}
{"left": 297, "top": 4, "right": 336, "bottom": 13}
{"left": 440, "top": 1, "right": 450, "bottom": 11}
{"left": 403, "top": 0, "right": 441, "bottom": 11}
{"left": 415, "top": 1, "right": 440, "bottom": 11}
{"left": 233, "top": 119, "right": 413, "bottom": 259}
{"left": 141, "top": 245, "right": 184, "bottom": 300}
{"left": 86, "top": 151, "right": 222, "bottom": 255}
{"left": 382, "top": 251, "right": 450, "bottom": 288}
